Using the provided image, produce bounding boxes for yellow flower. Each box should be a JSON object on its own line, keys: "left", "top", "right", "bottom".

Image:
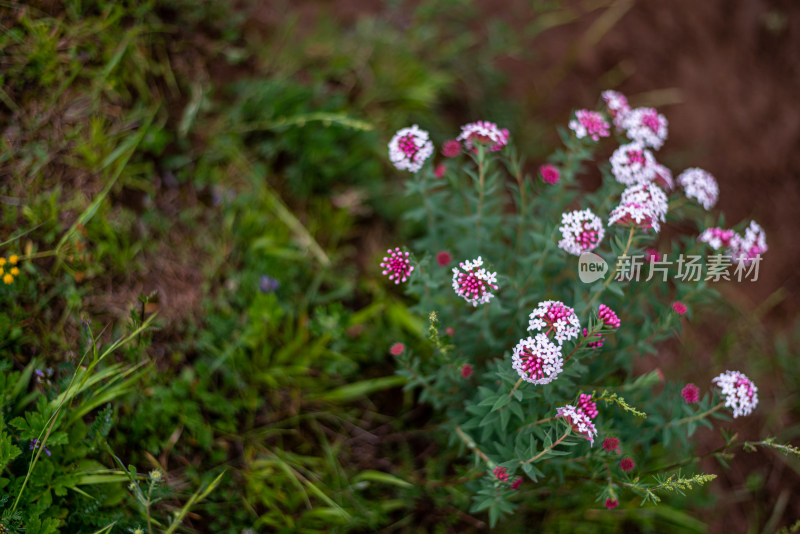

{"left": 9, "top": 255, "right": 18, "bottom": 265}
{"left": 149, "top": 469, "right": 162, "bottom": 481}
{"left": 3, "top": 274, "right": 12, "bottom": 285}
{"left": 0, "top": 258, "right": 5, "bottom": 266}
{"left": 10, "top": 267, "right": 19, "bottom": 276}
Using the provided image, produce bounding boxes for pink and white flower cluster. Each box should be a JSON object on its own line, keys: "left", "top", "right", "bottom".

{"left": 699, "top": 221, "right": 767, "bottom": 265}
{"left": 556, "top": 404, "right": 598, "bottom": 446}
{"left": 380, "top": 248, "right": 414, "bottom": 284}
{"left": 677, "top": 168, "right": 719, "bottom": 210}
{"left": 511, "top": 300, "right": 583, "bottom": 385}
{"left": 569, "top": 110, "right": 610, "bottom": 142}
{"left": 457, "top": 121, "right": 509, "bottom": 152}
{"left": 609, "top": 181, "right": 669, "bottom": 233}
{"left": 557, "top": 209, "right": 605, "bottom": 256}
{"left": 451, "top": 257, "right": 499, "bottom": 306}
{"left": 528, "top": 300, "right": 581, "bottom": 345}
{"left": 511, "top": 334, "right": 564, "bottom": 385}
{"left": 621, "top": 107, "right": 668, "bottom": 150}
{"left": 713, "top": 370, "right": 759, "bottom": 418}
{"left": 610, "top": 142, "right": 659, "bottom": 186}
{"left": 388, "top": 125, "right": 434, "bottom": 172}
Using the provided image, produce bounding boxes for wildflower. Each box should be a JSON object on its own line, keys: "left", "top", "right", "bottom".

{"left": 457, "top": 121, "right": 509, "bottom": 152}
{"left": 442, "top": 139, "right": 462, "bottom": 158}
{"left": 434, "top": 163, "right": 446, "bottom": 178}
{"left": 645, "top": 249, "right": 661, "bottom": 262}
{"left": 29, "top": 439, "right": 51, "bottom": 457}
{"left": 598, "top": 304, "right": 621, "bottom": 328}
{"left": 620, "top": 182, "right": 668, "bottom": 223}
{"left": 445, "top": 326, "right": 455, "bottom": 336}
{"left": 436, "top": 251, "right": 452, "bottom": 266}
{"left": 511, "top": 334, "right": 564, "bottom": 385}
{"left": 582, "top": 328, "right": 605, "bottom": 348}
{"left": 493, "top": 466, "right": 509, "bottom": 482}
{"left": 698, "top": 227, "right": 737, "bottom": 250}
{"left": 576, "top": 393, "right": 598, "bottom": 419}
{"left": 451, "top": 257, "right": 499, "bottom": 306}
{"left": 677, "top": 168, "right": 719, "bottom": 210}
{"left": 653, "top": 162, "right": 674, "bottom": 190}
{"left": 605, "top": 498, "right": 619, "bottom": 510}
{"left": 461, "top": 364, "right": 473, "bottom": 378}
{"left": 527, "top": 300, "right": 581, "bottom": 345}
{"left": 608, "top": 201, "right": 661, "bottom": 232}
{"left": 712, "top": 370, "right": 758, "bottom": 418}
{"left": 556, "top": 404, "right": 598, "bottom": 445}
{"left": 729, "top": 221, "right": 767, "bottom": 265}
{"left": 0, "top": 258, "right": 4, "bottom": 266}
{"left": 569, "top": 110, "right": 610, "bottom": 141}
{"left": 540, "top": 164, "right": 560, "bottom": 185}
{"left": 259, "top": 275, "right": 280, "bottom": 293}
{"left": 510, "top": 477, "right": 522, "bottom": 490}
{"left": 134, "top": 529, "right": 145, "bottom": 534}
{"left": 3, "top": 273, "right": 12, "bottom": 285}
{"left": 619, "top": 457, "right": 635, "bottom": 472}
{"left": 672, "top": 301, "right": 687, "bottom": 315}
{"left": 388, "top": 125, "right": 434, "bottom": 172}
{"left": 9, "top": 255, "right": 18, "bottom": 264}
{"left": 622, "top": 107, "right": 668, "bottom": 150}
{"left": 681, "top": 383, "right": 700, "bottom": 403}
{"left": 602, "top": 437, "right": 620, "bottom": 453}
{"left": 601, "top": 90, "right": 630, "bottom": 129}
{"left": 557, "top": 209, "right": 605, "bottom": 256}
{"left": 390, "top": 343, "right": 405, "bottom": 356}
{"left": 149, "top": 469, "right": 163, "bottom": 481}
{"left": 610, "top": 143, "right": 658, "bottom": 185}
{"left": 380, "top": 247, "right": 414, "bottom": 284}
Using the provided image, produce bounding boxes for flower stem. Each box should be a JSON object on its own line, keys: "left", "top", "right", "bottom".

{"left": 509, "top": 377, "right": 524, "bottom": 397}
{"left": 455, "top": 425, "right": 493, "bottom": 466}
{"left": 665, "top": 401, "right": 725, "bottom": 429}
{"left": 523, "top": 428, "right": 571, "bottom": 464}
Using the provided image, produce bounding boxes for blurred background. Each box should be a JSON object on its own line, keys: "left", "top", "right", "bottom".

{"left": 2, "top": 0, "right": 798, "bottom": 531}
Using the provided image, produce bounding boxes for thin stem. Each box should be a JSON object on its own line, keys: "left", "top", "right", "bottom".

{"left": 455, "top": 425, "right": 493, "bottom": 466}
{"left": 475, "top": 146, "right": 487, "bottom": 243}
{"left": 663, "top": 401, "right": 725, "bottom": 430}
{"left": 146, "top": 483, "right": 154, "bottom": 534}
{"left": 523, "top": 429, "right": 571, "bottom": 464}
{"left": 508, "top": 377, "right": 524, "bottom": 397}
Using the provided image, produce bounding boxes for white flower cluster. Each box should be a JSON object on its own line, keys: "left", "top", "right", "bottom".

{"left": 451, "top": 256, "right": 499, "bottom": 307}
{"left": 511, "top": 334, "right": 564, "bottom": 385}
{"left": 528, "top": 300, "right": 581, "bottom": 345}
{"left": 620, "top": 182, "right": 669, "bottom": 223}
{"left": 610, "top": 142, "right": 658, "bottom": 185}
{"left": 621, "top": 107, "right": 669, "bottom": 150}
{"left": 601, "top": 90, "right": 630, "bottom": 129}
{"left": 557, "top": 209, "right": 605, "bottom": 256}
{"left": 608, "top": 202, "right": 661, "bottom": 233}
{"left": 677, "top": 168, "right": 719, "bottom": 210}
{"left": 712, "top": 370, "right": 759, "bottom": 418}
{"left": 388, "top": 125, "right": 434, "bottom": 173}
{"left": 730, "top": 221, "right": 768, "bottom": 265}
{"left": 456, "top": 121, "right": 509, "bottom": 152}
{"left": 556, "top": 404, "right": 598, "bottom": 446}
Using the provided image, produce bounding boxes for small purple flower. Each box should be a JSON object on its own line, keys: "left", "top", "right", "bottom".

{"left": 30, "top": 439, "right": 51, "bottom": 457}
{"left": 259, "top": 275, "right": 280, "bottom": 293}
